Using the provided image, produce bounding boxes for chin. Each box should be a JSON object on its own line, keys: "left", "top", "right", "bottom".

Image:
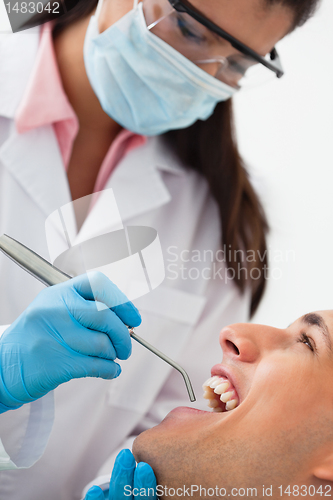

{"left": 132, "top": 431, "right": 145, "bottom": 463}
{"left": 132, "top": 411, "right": 182, "bottom": 473}
{"left": 132, "top": 426, "right": 159, "bottom": 465}
{"left": 132, "top": 427, "right": 169, "bottom": 489}
{"left": 132, "top": 404, "right": 218, "bottom": 462}
{"left": 132, "top": 407, "right": 172, "bottom": 463}
{"left": 133, "top": 425, "right": 186, "bottom": 493}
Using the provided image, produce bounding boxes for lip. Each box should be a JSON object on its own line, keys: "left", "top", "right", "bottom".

{"left": 171, "top": 406, "right": 211, "bottom": 415}
{"left": 210, "top": 364, "right": 241, "bottom": 405}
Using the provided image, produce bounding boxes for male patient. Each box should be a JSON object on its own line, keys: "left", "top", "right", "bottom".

{"left": 87, "top": 310, "right": 333, "bottom": 499}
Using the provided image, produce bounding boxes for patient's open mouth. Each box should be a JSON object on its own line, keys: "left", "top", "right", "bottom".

{"left": 202, "top": 375, "right": 239, "bottom": 412}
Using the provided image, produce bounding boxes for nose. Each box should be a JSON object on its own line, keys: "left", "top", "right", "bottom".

{"left": 219, "top": 323, "right": 290, "bottom": 364}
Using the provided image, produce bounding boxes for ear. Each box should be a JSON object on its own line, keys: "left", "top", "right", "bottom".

{"left": 313, "top": 452, "right": 333, "bottom": 482}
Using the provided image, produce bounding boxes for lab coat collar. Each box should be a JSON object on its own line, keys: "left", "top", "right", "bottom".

{"left": 0, "top": 127, "right": 186, "bottom": 244}
{"left": 96, "top": 136, "right": 186, "bottom": 226}
{"left": 0, "top": 28, "right": 40, "bottom": 119}
{"left": 45, "top": 136, "right": 188, "bottom": 264}
{"left": 152, "top": 135, "right": 186, "bottom": 177}
{"left": 0, "top": 125, "right": 72, "bottom": 219}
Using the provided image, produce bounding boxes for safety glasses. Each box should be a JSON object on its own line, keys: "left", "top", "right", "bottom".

{"left": 143, "top": 0, "right": 285, "bottom": 88}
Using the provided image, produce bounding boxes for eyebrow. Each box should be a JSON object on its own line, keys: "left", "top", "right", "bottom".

{"left": 301, "top": 313, "right": 332, "bottom": 353}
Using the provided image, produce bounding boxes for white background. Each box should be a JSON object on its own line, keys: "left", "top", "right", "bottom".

{"left": 0, "top": 0, "right": 11, "bottom": 32}
{"left": 234, "top": 0, "right": 333, "bottom": 328}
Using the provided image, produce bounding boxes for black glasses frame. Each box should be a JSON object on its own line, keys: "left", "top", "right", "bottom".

{"left": 168, "top": 0, "right": 284, "bottom": 78}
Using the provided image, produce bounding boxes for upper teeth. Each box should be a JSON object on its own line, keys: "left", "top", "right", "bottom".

{"left": 202, "top": 375, "right": 239, "bottom": 412}
{"left": 214, "top": 382, "right": 229, "bottom": 394}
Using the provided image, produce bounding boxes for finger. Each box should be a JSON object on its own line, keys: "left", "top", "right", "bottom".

{"left": 109, "top": 449, "right": 136, "bottom": 500}
{"left": 134, "top": 463, "right": 157, "bottom": 499}
{"left": 111, "top": 302, "right": 142, "bottom": 329}
{"left": 69, "top": 299, "right": 132, "bottom": 360}
{"left": 72, "top": 272, "right": 142, "bottom": 327}
{"left": 74, "top": 355, "right": 122, "bottom": 381}
{"left": 65, "top": 325, "right": 118, "bottom": 361}
{"left": 85, "top": 486, "right": 105, "bottom": 500}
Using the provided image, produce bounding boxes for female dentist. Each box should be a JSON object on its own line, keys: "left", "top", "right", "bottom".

{"left": 0, "top": 0, "right": 320, "bottom": 497}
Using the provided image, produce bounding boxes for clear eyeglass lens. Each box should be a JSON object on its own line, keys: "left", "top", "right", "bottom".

{"left": 213, "top": 55, "right": 276, "bottom": 89}
{"left": 142, "top": 0, "right": 275, "bottom": 89}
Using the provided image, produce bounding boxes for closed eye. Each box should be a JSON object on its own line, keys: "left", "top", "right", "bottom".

{"left": 298, "top": 332, "right": 316, "bottom": 353}
{"left": 175, "top": 15, "right": 206, "bottom": 43}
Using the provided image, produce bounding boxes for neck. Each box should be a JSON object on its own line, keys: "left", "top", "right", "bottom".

{"left": 53, "top": 13, "right": 122, "bottom": 141}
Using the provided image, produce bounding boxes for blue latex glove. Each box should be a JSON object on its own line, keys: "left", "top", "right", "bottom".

{"left": 84, "top": 449, "right": 157, "bottom": 500}
{"left": 84, "top": 486, "right": 105, "bottom": 500}
{"left": 0, "top": 272, "right": 141, "bottom": 413}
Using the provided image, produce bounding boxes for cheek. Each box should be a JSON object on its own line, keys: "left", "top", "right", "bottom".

{"left": 251, "top": 357, "right": 321, "bottom": 425}
{"left": 254, "top": 357, "right": 299, "bottom": 389}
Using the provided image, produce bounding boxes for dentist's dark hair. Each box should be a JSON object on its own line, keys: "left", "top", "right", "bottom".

{"left": 265, "top": 0, "right": 320, "bottom": 28}
{"left": 46, "top": 0, "right": 320, "bottom": 316}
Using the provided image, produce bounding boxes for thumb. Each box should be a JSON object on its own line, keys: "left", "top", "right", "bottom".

{"left": 134, "top": 463, "right": 157, "bottom": 498}
{"left": 109, "top": 449, "right": 136, "bottom": 500}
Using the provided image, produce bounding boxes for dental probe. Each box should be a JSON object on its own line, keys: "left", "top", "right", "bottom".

{"left": 0, "top": 234, "right": 196, "bottom": 402}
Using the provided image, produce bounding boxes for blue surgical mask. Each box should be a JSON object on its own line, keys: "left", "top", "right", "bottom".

{"left": 83, "top": 1, "right": 236, "bottom": 136}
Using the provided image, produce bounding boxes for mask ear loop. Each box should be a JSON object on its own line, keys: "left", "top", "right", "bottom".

{"left": 96, "top": 0, "right": 139, "bottom": 21}
{"left": 95, "top": 0, "right": 104, "bottom": 21}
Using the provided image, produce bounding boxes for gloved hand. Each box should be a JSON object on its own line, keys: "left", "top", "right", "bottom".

{"left": 84, "top": 449, "right": 157, "bottom": 500}
{"left": 0, "top": 272, "right": 141, "bottom": 413}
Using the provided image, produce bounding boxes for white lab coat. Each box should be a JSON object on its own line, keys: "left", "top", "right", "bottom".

{"left": 0, "top": 29, "right": 251, "bottom": 499}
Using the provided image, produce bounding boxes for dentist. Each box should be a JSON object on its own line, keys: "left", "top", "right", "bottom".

{"left": 0, "top": 0, "right": 319, "bottom": 497}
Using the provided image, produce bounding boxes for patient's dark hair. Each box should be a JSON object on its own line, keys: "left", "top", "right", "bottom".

{"left": 35, "top": 0, "right": 320, "bottom": 316}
